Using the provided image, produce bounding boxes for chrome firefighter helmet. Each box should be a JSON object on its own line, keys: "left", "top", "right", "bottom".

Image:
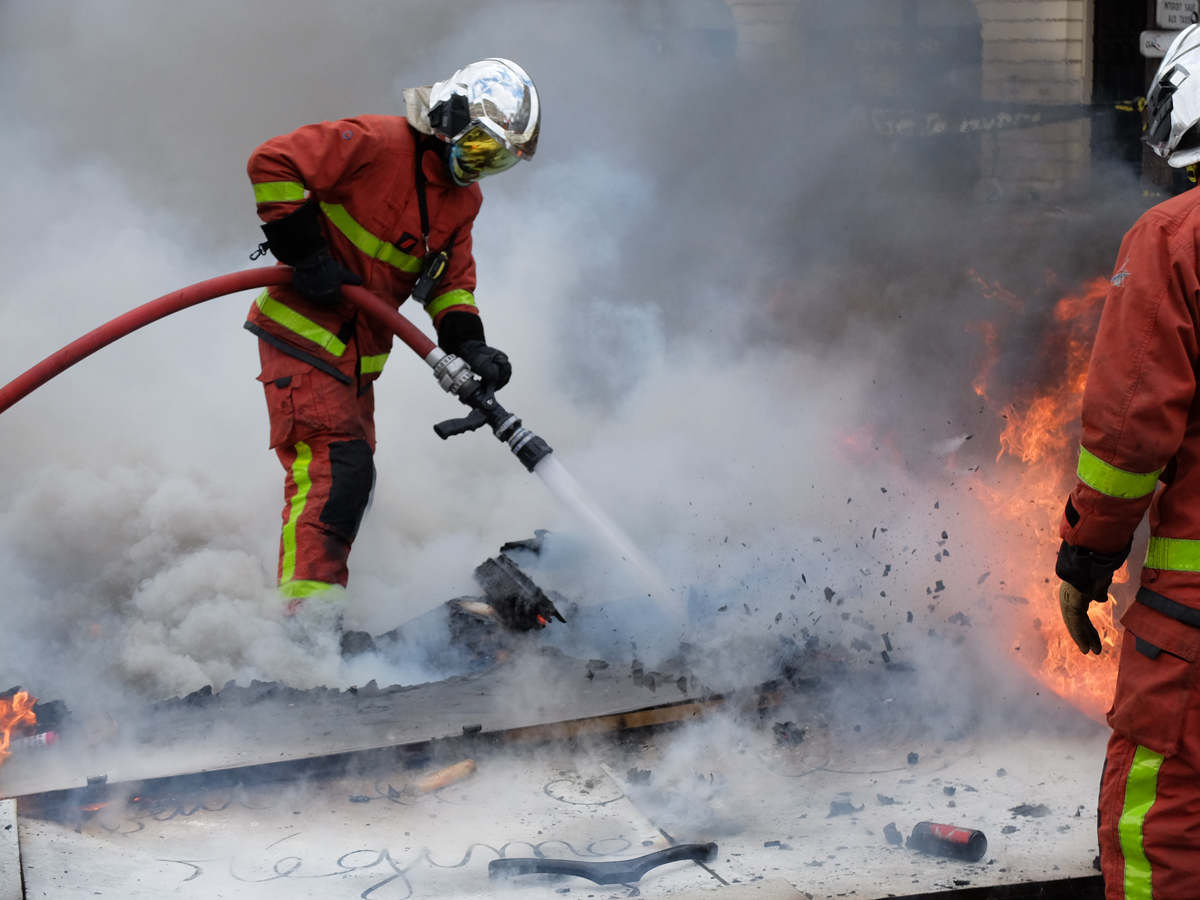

{"left": 1146, "top": 24, "right": 1200, "bottom": 167}
{"left": 425, "top": 58, "right": 540, "bottom": 186}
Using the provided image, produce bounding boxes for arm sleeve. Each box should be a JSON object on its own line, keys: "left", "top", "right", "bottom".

{"left": 1059, "top": 212, "right": 1199, "bottom": 555}
{"left": 247, "top": 117, "right": 382, "bottom": 223}
{"left": 426, "top": 216, "right": 481, "bottom": 328}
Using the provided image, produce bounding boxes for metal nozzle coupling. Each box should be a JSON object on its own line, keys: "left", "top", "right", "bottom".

{"left": 429, "top": 352, "right": 477, "bottom": 397}
{"left": 494, "top": 414, "right": 553, "bottom": 472}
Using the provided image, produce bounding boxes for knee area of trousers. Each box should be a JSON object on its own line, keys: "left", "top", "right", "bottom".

{"left": 320, "top": 439, "right": 375, "bottom": 539}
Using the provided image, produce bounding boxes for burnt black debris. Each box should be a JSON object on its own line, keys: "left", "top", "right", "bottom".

{"left": 499, "top": 529, "right": 549, "bottom": 557}
{"left": 474, "top": 554, "right": 566, "bottom": 631}
{"left": 877, "top": 794, "right": 895, "bottom": 806}
{"left": 907, "top": 611, "right": 914, "bottom": 622}
{"left": 933, "top": 581, "right": 945, "bottom": 593}
{"left": 883, "top": 822, "right": 903, "bottom": 846}
{"left": 828, "top": 800, "right": 864, "bottom": 817}
{"left": 626, "top": 768, "right": 652, "bottom": 785}
{"left": 908, "top": 752, "right": 919, "bottom": 765}
{"left": 882, "top": 633, "right": 893, "bottom": 651}
{"left": 773, "top": 721, "right": 806, "bottom": 745}
{"left": 824, "top": 587, "right": 835, "bottom": 602}
{"left": 1010, "top": 804, "right": 1052, "bottom": 818}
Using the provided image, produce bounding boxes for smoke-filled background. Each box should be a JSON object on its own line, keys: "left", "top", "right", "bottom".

{"left": 0, "top": 1, "right": 1154, "bottom": 725}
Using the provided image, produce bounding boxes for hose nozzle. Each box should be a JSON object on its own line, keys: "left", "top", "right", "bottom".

{"left": 425, "top": 348, "right": 553, "bottom": 472}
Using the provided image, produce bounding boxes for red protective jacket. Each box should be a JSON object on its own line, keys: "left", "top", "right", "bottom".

{"left": 246, "top": 115, "right": 482, "bottom": 386}
{"left": 1060, "top": 187, "right": 1200, "bottom": 612}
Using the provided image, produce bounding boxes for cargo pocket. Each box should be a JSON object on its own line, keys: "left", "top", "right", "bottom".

{"left": 1108, "top": 600, "right": 1200, "bottom": 757}
{"left": 262, "top": 373, "right": 301, "bottom": 449}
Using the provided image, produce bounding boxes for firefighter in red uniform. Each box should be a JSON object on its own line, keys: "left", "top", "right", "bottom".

{"left": 1056, "top": 25, "right": 1200, "bottom": 900}
{"left": 245, "top": 59, "right": 539, "bottom": 638}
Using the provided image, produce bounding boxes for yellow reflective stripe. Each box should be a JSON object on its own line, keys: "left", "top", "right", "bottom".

{"left": 425, "top": 289, "right": 476, "bottom": 320}
{"left": 254, "top": 290, "right": 347, "bottom": 357}
{"left": 280, "top": 441, "right": 313, "bottom": 586}
{"left": 279, "top": 579, "right": 338, "bottom": 599}
{"left": 1119, "top": 744, "right": 1164, "bottom": 900}
{"left": 319, "top": 202, "right": 422, "bottom": 273}
{"left": 253, "top": 181, "right": 307, "bottom": 203}
{"left": 360, "top": 353, "right": 389, "bottom": 375}
{"left": 1145, "top": 536, "right": 1200, "bottom": 572}
{"left": 1077, "top": 446, "right": 1162, "bottom": 499}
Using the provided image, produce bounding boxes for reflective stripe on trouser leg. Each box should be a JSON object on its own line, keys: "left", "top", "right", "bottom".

{"left": 1118, "top": 744, "right": 1165, "bottom": 900}
{"left": 280, "top": 441, "right": 315, "bottom": 591}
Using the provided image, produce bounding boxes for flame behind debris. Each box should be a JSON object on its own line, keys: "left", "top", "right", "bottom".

{"left": 970, "top": 274, "right": 1118, "bottom": 721}
{"left": 0, "top": 691, "right": 37, "bottom": 765}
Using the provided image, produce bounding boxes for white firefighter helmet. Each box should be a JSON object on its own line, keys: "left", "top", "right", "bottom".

{"left": 1146, "top": 24, "right": 1200, "bottom": 167}
{"left": 405, "top": 59, "right": 540, "bottom": 186}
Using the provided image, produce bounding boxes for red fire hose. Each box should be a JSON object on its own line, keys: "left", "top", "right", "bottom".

{"left": 0, "top": 266, "right": 436, "bottom": 415}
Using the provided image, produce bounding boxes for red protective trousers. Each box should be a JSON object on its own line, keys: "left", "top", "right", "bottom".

{"left": 259, "top": 339, "right": 376, "bottom": 599}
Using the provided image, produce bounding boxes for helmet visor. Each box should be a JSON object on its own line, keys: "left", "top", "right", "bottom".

{"left": 449, "top": 126, "right": 521, "bottom": 184}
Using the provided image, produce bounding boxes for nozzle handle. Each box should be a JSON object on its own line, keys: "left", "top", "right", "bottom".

{"left": 434, "top": 408, "right": 489, "bottom": 439}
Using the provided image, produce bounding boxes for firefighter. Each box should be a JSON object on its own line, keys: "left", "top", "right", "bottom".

{"left": 246, "top": 59, "right": 539, "bottom": 643}
{"left": 1055, "top": 25, "right": 1200, "bottom": 900}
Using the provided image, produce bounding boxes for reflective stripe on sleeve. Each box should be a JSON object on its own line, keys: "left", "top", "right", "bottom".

{"left": 1145, "top": 536, "right": 1200, "bottom": 572}
{"left": 280, "top": 441, "right": 314, "bottom": 586}
{"left": 253, "top": 181, "right": 307, "bottom": 203}
{"left": 1077, "top": 446, "right": 1162, "bottom": 499}
{"left": 1118, "top": 744, "right": 1164, "bottom": 900}
{"left": 319, "top": 202, "right": 423, "bottom": 273}
{"left": 425, "top": 289, "right": 477, "bottom": 320}
{"left": 254, "top": 290, "right": 347, "bottom": 357}
{"left": 359, "top": 353, "right": 389, "bottom": 375}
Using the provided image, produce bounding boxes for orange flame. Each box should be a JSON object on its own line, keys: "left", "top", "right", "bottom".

{"left": 970, "top": 274, "right": 1117, "bottom": 721}
{"left": 0, "top": 691, "right": 37, "bottom": 764}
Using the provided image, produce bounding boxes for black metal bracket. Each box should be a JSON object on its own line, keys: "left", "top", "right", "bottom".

{"left": 488, "top": 842, "right": 718, "bottom": 885}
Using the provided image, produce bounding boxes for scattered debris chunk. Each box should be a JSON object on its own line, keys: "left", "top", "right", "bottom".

{"left": 851, "top": 638, "right": 872, "bottom": 652}
{"left": 996, "top": 768, "right": 1007, "bottom": 777}
{"left": 948, "top": 612, "right": 971, "bottom": 626}
{"left": 933, "top": 580, "right": 945, "bottom": 593}
{"left": 883, "top": 822, "right": 903, "bottom": 846}
{"left": 1001, "top": 826, "right": 1018, "bottom": 834}
{"left": 943, "top": 786, "right": 956, "bottom": 796}
{"left": 908, "top": 752, "right": 919, "bottom": 765}
{"left": 627, "top": 768, "right": 652, "bottom": 785}
{"left": 405, "top": 759, "right": 477, "bottom": 796}
{"left": 907, "top": 611, "right": 914, "bottom": 623}
{"left": 941, "top": 531, "right": 948, "bottom": 539}
{"left": 773, "top": 721, "right": 806, "bottom": 745}
{"left": 882, "top": 633, "right": 893, "bottom": 651}
{"left": 349, "top": 795, "right": 371, "bottom": 803}
{"left": 824, "top": 587, "right": 835, "bottom": 602}
{"left": 1010, "top": 804, "right": 1051, "bottom": 818}
{"left": 963, "top": 785, "right": 977, "bottom": 792}
{"left": 877, "top": 794, "right": 895, "bottom": 806}
{"left": 977, "top": 572, "right": 990, "bottom": 584}
{"left": 828, "top": 800, "right": 864, "bottom": 817}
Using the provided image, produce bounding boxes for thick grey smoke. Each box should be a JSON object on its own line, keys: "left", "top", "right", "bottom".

{"left": 0, "top": 0, "right": 1151, "bottom": 736}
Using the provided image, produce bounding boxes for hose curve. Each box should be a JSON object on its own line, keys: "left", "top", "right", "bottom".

{"left": 0, "top": 267, "right": 437, "bottom": 416}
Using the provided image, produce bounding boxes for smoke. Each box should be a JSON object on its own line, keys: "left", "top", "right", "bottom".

{"left": 0, "top": 0, "right": 1150, "bottom": 744}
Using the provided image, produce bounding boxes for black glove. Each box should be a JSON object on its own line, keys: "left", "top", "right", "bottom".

{"left": 458, "top": 340, "right": 511, "bottom": 389}
{"left": 290, "top": 247, "right": 362, "bottom": 304}
{"left": 260, "top": 200, "right": 362, "bottom": 305}
{"left": 437, "top": 311, "right": 512, "bottom": 389}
